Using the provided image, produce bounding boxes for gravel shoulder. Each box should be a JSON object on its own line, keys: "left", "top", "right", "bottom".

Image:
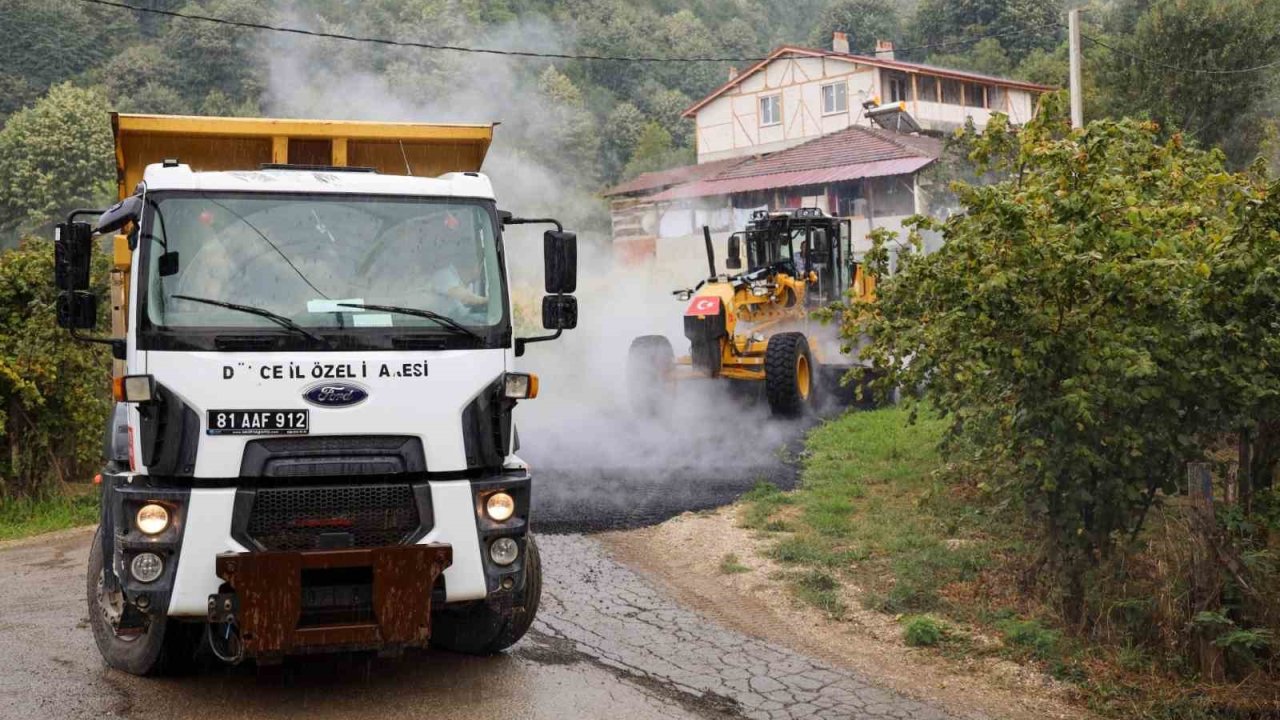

{"left": 600, "top": 506, "right": 1091, "bottom": 720}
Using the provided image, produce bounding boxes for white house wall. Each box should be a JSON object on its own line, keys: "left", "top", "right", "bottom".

{"left": 696, "top": 56, "right": 878, "bottom": 163}
{"left": 695, "top": 54, "right": 1041, "bottom": 163}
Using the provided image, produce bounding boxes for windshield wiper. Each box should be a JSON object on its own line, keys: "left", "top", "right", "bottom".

{"left": 171, "top": 294, "right": 332, "bottom": 347}
{"left": 336, "top": 303, "right": 482, "bottom": 341}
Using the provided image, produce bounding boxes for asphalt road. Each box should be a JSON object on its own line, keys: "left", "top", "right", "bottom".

{"left": 0, "top": 390, "right": 956, "bottom": 720}
{"left": 0, "top": 528, "right": 955, "bottom": 720}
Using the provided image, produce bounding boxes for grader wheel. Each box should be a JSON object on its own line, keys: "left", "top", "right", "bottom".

{"left": 627, "top": 335, "right": 675, "bottom": 417}
{"left": 764, "top": 332, "right": 814, "bottom": 417}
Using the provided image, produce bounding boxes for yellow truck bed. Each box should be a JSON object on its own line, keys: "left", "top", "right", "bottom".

{"left": 111, "top": 113, "right": 495, "bottom": 199}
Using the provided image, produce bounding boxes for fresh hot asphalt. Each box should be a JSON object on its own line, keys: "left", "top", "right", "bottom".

{"left": 0, "top": 385, "right": 962, "bottom": 719}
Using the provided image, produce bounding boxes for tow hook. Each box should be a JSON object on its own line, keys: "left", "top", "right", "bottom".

{"left": 207, "top": 592, "right": 244, "bottom": 665}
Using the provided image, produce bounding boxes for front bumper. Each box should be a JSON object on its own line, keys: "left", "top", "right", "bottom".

{"left": 209, "top": 544, "right": 451, "bottom": 658}
{"left": 99, "top": 470, "right": 530, "bottom": 622}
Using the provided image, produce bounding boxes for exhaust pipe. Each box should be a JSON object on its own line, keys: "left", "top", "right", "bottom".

{"left": 703, "top": 226, "right": 716, "bottom": 280}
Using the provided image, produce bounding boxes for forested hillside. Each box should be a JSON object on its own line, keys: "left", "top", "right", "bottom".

{"left": 1, "top": 0, "right": 1278, "bottom": 240}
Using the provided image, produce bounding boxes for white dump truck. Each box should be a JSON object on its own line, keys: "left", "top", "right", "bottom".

{"left": 54, "top": 114, "right": 577, "bottom": 674}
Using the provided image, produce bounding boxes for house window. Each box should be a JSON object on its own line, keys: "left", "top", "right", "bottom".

{"left": 989, "top": 86, "right": 1008, "bottom": 111}
{"left": 821, "top": 82, "right": 848, "bottom": 114}
{"left": 965, "top": 83, "right": 987, "bottom": 108}
{"left": 759, "top": 94, "right": 781, "bottom": 126}
{"left": 882, "top": 71, "right": 910, "bottom": 103}
{"left": 941, "top": 79, "right": 963, "bottom": 105}
{"left": 918, "top": 76, "right": 938, "bottom": 103}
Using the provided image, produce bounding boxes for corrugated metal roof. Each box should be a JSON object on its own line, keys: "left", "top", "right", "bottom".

{"left": 601, "top": 157, "right": 746, "bottom": 197}
{"left": 713, "top": 125, "right": 941, "bottom": 180}
{"left": 648, "top": 157, "right": 933, "bottom": 201}
{"left": 625, "top": 124, "right": 940, "bottom": 202}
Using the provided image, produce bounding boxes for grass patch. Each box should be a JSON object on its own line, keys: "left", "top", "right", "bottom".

{"left": 792, "top": 569, "right": 847, "bottom": 619}
{"left": 775, "top": 407, "right": 1011, "bottom": 616}
{"left": 739, "top": 479, "right": 794, "bottom": 530}
{"left": 902, "top": 614, "right": 948, "bottom": 647}
{"left": 719, "top": 553, "right": 750, "bottom": 574}
{"left": 995, "top": 617, "right": 1061, "bottom": 661}
{"left": 0, "top": 486, "right": 98, "bottom": 541}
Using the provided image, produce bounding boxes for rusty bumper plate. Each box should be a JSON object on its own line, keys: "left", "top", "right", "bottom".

{"left": 213, "top": 544, "right": 452, "bottom": 658}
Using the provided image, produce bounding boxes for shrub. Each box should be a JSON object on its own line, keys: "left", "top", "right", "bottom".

{"left": 0, "top": 239, "right": 110, "bottom": 500}
{"left": 902, "top": 615, "right": 947, "bottom": 647}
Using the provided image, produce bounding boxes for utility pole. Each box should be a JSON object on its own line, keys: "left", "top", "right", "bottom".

{"left": 1068, "top": 7, "right": 1084, "bottom": 128}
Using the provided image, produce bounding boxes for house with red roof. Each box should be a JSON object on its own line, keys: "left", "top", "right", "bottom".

{"left": 604, "top": 34, "right": 1053, "bottom": 270}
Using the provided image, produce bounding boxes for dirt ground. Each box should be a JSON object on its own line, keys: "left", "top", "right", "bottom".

{"left": 601, "top": 505, "right": 1093, "bottom": 720}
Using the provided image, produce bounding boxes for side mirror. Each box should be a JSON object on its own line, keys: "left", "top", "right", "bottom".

{"left": 54, "top": 221, "right": 94, "bottom": 291}
{"left": 726, "top": 236, "right": 742, "bottom": 270}
{"left": 95, "top": 195, "right": 142, "bottom": 235}
{"left": 544, "top": 230, "right": 577, "bottom": 294}
{"left": 56, "top": 291, "right": 98, "bottom": 329}
{"left": 542, "top": 295, "right": 578, "bottom": 330}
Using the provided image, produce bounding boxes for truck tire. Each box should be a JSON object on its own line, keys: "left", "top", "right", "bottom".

{"left": 86, "top": 527, "right": 202, "bottom": 676}
{"left": 765, "top": 332, "right": 815, "bottom": 417}
{"left": 627, "top": 335, "right": 674, "bottom": 416}
{"left": 431, "top": 535, "right": 542, "bottom": 655}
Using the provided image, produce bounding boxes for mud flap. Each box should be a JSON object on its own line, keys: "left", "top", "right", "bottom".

{"left": 211, "top": 544, "right": 451, "bottom": 659}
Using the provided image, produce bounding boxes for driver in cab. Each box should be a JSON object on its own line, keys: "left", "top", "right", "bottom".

{"left": 427, "top": 212, "right": 487, "bottom": 317}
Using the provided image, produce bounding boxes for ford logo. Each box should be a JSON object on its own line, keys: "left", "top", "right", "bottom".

{"left": 302, "top": 382, "right": 369, "bottom": 408}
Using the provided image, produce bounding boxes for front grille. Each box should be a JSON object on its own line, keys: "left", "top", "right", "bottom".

{"left": 245, "top": 484, "right": 419, "bottom": 551}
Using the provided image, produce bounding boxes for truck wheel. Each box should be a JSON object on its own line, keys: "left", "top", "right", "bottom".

{"left": 431, "top": 535, "right": 542, "bottom": 655}
{"left": 765, "top": 332, "right": 814, "bottom": 417}
{"left": 86, "top": 527, "right": 202, "bottom": 676}
{"left": 627, "top": 335, "right": 674, "bottom": 416}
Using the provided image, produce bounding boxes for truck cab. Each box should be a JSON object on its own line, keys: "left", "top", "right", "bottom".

{"left": 55, "top": 114, "right": 577, "bottom": 673}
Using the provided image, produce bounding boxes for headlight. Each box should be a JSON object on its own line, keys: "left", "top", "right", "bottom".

{"left": 130, "top": 552, "right": 164, "bottom": 583}
{"left": 135, "top": 504, "right": 170, "bottom": 535}
{"left": 489, "top": 537, "right": 519, "bottom": 566}
{"left": 486, "top": 492, "right": 515, "bottom": 522}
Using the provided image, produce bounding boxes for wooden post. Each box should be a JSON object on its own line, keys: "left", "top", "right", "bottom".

{"left": 1068, "top": 8, "right": 1084, "bottom": 128}
{"left": 1238, "top": 429, "right": 1253, "bottom": 514}
{"left": 1187, "top": 462, "right": 1225, "bottom": 682}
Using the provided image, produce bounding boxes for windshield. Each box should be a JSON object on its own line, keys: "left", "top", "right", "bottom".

{"left": 139, "top": 192, "right": 507, "bottom": 348}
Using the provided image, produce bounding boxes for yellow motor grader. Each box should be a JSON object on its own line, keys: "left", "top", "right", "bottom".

{"left": 629, "top": 208, "right": 876, "bottom": 417}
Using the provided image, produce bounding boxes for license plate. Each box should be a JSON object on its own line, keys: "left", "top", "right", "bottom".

{"left": 207, "top": 409, "right": 309, "bottom": 435}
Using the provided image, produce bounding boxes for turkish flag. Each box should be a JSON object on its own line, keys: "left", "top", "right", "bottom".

{"left": 684, "top": 295, "right": 721, "bottom": 317}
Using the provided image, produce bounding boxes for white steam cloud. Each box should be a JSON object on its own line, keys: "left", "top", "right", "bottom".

{"left": 258, "top": 14, "right": 803, "bottom": 525}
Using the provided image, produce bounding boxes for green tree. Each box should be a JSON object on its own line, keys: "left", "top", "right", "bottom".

{"left": 1096, "top": 0, "right": 1280, "bottom": 168}
{"left": 0, "top": 0, "right": 136, "bottom": 121}
{"left": 0, "top": 84, "right": 115, "bottom": 236}
{"left": 157, "top": 0, "right": 267, "bottom": 107}
{"left": 909, "top": 0, "right": 1063, "bottom": 63}
{"left": 602, "top": 102, "right": 647, "bottom": 181}
{"left": 532, "top": 66, "right": 601, "bottom": 187}
{"left": 0, "top": 240, "right": 111, "bottom": 500}
{"left": 808, "top": 0, "right": 902, "bottom": 54}
{"left": 858, "top": 96, "right": 1272, "bottom": 619}
{"left": 621, "top": 122, "right": 693, "bottom": 178}
{"left": 929, "top": 37, "right": 1014, "bottom": 77}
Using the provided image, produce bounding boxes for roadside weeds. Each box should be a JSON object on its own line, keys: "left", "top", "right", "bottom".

{"left": 0, "top": 483, "right": 97, "bottom": 541}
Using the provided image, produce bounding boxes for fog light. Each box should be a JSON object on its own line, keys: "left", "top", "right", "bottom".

{"left": 135, "top": 504, "right": 169, "bottom": 535}
{"left": 489, "top": 537, "right": 519, "bottom": 566}
{"left": 131, "top": 552, "right": 164, "bottom": 583}
{"left": 486, "top": 492, "right": 515, "bottom": 522}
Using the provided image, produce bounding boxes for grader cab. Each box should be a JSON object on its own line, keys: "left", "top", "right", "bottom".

{"left": 628, "top": 208, "right": 876, "bottom": 417}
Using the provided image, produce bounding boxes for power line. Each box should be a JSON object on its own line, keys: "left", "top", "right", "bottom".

{"left": 77, "top": 0, "right": 1054, "bottom": 65}
{"left": 75, "top": 0, "right": 765, "bottom": 63}
{"left": 1076, "top": 29, "right": 1280, "bottom": 76}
